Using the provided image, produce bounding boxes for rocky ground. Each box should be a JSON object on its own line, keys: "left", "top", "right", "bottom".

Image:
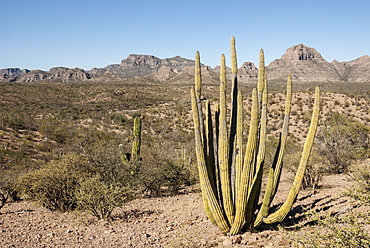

{"left": 0, "top": 174, "right": 364, "bottom": 248}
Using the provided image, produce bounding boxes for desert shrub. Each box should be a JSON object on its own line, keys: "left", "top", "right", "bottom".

{"left": 137, "top": 138, "right": 197, "bottom": 197}
{"left": 0, "top": 188, "right": 7, "bottom": 211}
{"left": 289, "top": 162, "right": 370, "bottom": 247}
{"left": 17, "top": 154, "right": 90, "bottom": 211}
{"left": 38, "top": 117, "right": 77, "bottom": 144}
{"left": 76, "top": 176, "right": 133, "bottom": 219}
{"left": 72, "top": 129, "right": 133, "bottom": 185}
{"left": 317, "top": 113, "right": 370, "bottom": 173}
{"left": 0, "top": 112, "right": 37, "bottom": 131}
{"left": 344, "top": 161, "right": 370, "bottom": 204}
{"left": 290, "top": 208, "right": 370, "bottom": 248}
{"left": 348, "top": 161, "right": 370, "bottom": 191}
{"left": 0, "top": 148, "right": 42, "bottom": 203}
{"left": 266, "top": 136, "right": 326, "bottom": 190}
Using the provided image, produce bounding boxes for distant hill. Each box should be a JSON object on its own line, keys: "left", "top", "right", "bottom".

{"left": 1, "top": 45, "right": 369, "bottom": 84}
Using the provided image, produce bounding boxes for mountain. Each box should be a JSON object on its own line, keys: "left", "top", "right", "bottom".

{"left": 266, "top": 44, "right": 370, "bottom": 83}
{"left": 105, "top": 54, "right": 196, "bottom": 78}
{"left": 267, "top": 44, "right": 338, "bottom": 82}
{"left": 2, "top": 67, "right": 92, "bottom": 83}
{"left": 1, "top": 46, "right": 369, "bottom": 84}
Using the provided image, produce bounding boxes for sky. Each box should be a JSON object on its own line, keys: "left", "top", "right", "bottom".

{"left": 1, "top": 0, "right": 370, "bottom": 71}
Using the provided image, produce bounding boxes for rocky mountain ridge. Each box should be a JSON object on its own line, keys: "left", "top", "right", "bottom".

{"left": 1, "top": 44, "right": 369, "bottom": 84}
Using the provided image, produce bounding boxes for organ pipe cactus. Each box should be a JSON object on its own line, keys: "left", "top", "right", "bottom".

{"left": 190, "top": 37, "right": 320, "bottom": 235}
{"left": 121, "top": 117, "right": 142, "bottom": 174}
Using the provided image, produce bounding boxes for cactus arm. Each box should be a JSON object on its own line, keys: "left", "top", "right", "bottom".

{"left": 271, "top": 75, "right": 292, "bottom": 196}
{"left": 195, "top": 51, "right": 202, "bottom": 102}
{"left": 229, "top": 37, "right": 239, "bottom": 200}
{"left": 191, "top": 87, "right": 230, "bottom": 233}
{"left": 235, "top": 91, "right": 244, "bottom": 199}
{"left": 206, "top": 100, "right": 218, "bottom": 199}
{"left": 194, "top": 51, "right": 205, "bottom": 148}
{"left": 263, "top": 86, "right": 320, "bottom": 224}
{"left": 231, "top": 36, "right": 238, "bottom": 75}
{"left": 246, "top": 77, "right": 268, "bottom": 226}
{"left": 214, "top": 103, "right": 221, "bottom": 200}
{"left": 254, "top": 75, "right": 292, "bottom": 227}
{"left": 230, "top": 88, "right": 259, "bottom": 235}
{"left": 219, "top": 54, "right": 234, "bottom": 224}
{"left": 257, "top": 49, "right": 265, "bottom": 106}
{"left": 131, "top": 117, "right": 141, "bottom": 161}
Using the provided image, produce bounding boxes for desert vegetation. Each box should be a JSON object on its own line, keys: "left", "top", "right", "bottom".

{"left": 1, "top": 58, "right": 370, "bottom": 246}
{"left": 191, "top": 38, "right": 321, "bottom": 235}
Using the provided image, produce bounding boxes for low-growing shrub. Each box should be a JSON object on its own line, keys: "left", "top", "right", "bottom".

{"left": 76, "top": 176, "right": 133, "bottom": 219}
{"left": 348, "top": 160, "right": 370, "bottom": 191}
{"left": 17, "top": 154, "right": 90, "bottom": 211}
{"left": 137, "top": 139, "right": 197, "bottom": 197}
{"left": 290, "top": 209, "right": 370, "bottom": 247}
{"left": 268, "top": 137, "right": 326, "bottom": 190}
{"left": 317, "top": 113, "right": 370, "bottom": 173}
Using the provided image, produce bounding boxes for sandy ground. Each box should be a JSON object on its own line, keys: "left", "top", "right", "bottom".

{"left": 0, "top": 174, "right": 363, "bottom": 248}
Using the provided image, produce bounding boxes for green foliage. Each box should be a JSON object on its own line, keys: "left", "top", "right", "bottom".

{"left": 344, "top": 161, "right": 370, "bottom": 204}
{"left": 289, "top": 162, "right": 370, "bottom": 247}
{"left": 76, "top": 176, "right": 133, "bottom": 219}
{"left": 348, "top": 161, "right": 370, "bottom": 192}
{"left": 317, "top": 113, "right": 370, "bottom": 173}
{"left": 0, "top": 112, "right": 37, "bottom": 131}
{"left": 290, "top": 209, "right": 370, "bottom": 247}
{"left": 0, "top": 148, "right": 41, "bottom": 204}
{"left": 270, "top": 137, "right": 326, "bottom": 190}
{"left": 17, "top": 154, "right": 89, "bottom": 211}
{"left": 137, "top": 139, "right": 197, "bottom": 196}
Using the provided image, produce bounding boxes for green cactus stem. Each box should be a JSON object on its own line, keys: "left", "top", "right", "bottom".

{"left": 218, "top": 53, "right": 234, "bottom": 224}
{"left": 191, "top": 37, "right": 320, "bottom": 235}
{"left": 121, "top": 117, "right": 142, "bottom": 175}
{"left": 131, "top": 117, "right": 141, "bottom": 161}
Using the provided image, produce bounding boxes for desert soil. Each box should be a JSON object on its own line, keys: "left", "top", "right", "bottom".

{"left": 0, "top": 174, "right": 361, "bottom": 248}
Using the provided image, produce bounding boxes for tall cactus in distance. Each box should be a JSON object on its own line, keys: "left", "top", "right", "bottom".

{"left": 131, "top": 117, "right": 141, "bottom": 161}
{"left": 190, "top": 37, "right": 320, "bottom": 235}
{"left": 121, "top": 117, "right": 142, "bottom": 175}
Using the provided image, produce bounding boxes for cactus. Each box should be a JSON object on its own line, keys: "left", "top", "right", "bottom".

{"left": 120, "top": 117, "right": 142, "bottom": 175}
{"left": 190, "top": 37, "right": 320, "bottom": 235}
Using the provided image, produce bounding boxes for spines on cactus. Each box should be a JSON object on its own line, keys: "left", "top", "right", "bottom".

{"left": 190, "top": 38, "right": 320, "bottom": 235}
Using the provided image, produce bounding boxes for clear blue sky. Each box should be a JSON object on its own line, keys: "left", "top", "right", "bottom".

{"left": 1, "top": 0, "right": 369, "bottom": 71}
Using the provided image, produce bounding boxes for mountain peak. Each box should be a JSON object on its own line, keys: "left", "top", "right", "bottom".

{"left": 281, "top": 44, "right": 326, "bottom": 62}
{"left": 121, "top": 54, "right": 161, "bottom": 67}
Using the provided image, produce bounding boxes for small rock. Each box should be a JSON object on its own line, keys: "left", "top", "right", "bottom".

{"left": 222, "top": 238, "right": 233, "bottom": 248}
{"left": 230, "top": 235, "right": 242, "bottom": 244}
{"left": 242, "top": 232, "right": 258, "bottom": 244}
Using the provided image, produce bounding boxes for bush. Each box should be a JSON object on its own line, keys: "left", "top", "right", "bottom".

{"left": 267, "top": 137, "right": 326, "bottom": 190}
{"left": 136, "top": 139, "right": 197, "bottom": 197}
{"left": 0, "top": 149, "right": 41, "bottom": 203}
{"left": 0, "top": 188, "right": 7, "bottom": 211}
{"left": 76, "top": 176, "right": 133, "bottom": 219}
{"left": 17, "top": 154, "right": 89, "bottom": 211}
{"left": 344, "top": 160, "right": 370, "bottom": 204}
{"left": 317, "top": 113, "right": 370, "bottom": 173}
{"left": 290, "top": 209, "right": 370, "bottom": 247}
{"left": 349, "top": 161, "right": 370, "bottom": 190}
